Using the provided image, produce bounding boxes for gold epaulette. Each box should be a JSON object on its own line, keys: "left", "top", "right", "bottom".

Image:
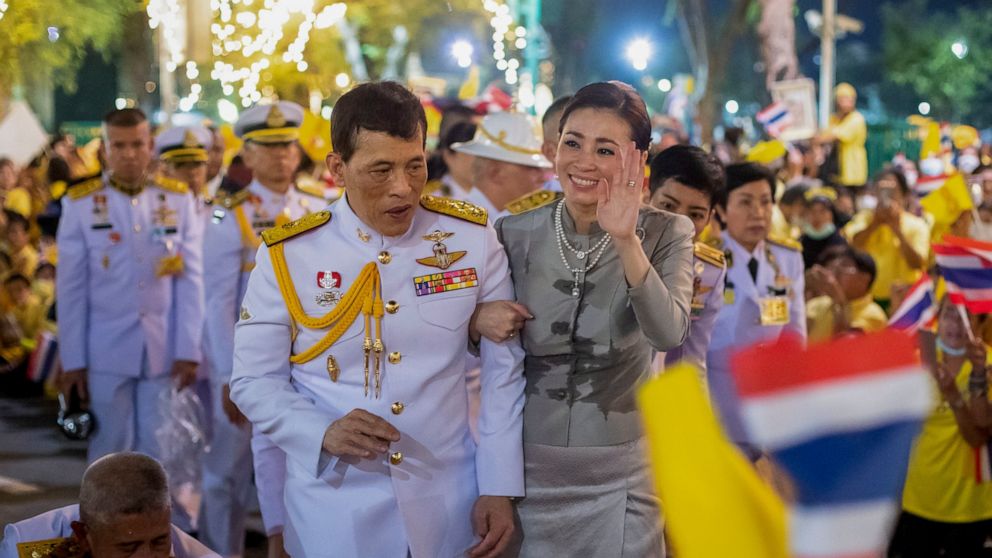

{"left": 767, "top": 234, "right": 803, "bottom": 252}
{"left": 261, "top": 210, "right": 331, "bottom": 246}
{"left": 17, "top": 536, "right": 82, "bottom": 558}
{"left": 419, "top": 195, "right": 487, "bottom": 226}
{"left": 154, "top": 175, "right": 190, "bottom": 195}
{"left": 694, "top": 241, "right": 726, "bottom": 268}
{"left": 424, "top": 179, "right": 445, "bottom": 196}
{"left": 211, "top": 189, "right": 251, "bottom": 210}
{"left": 295, "top": 181, "right": 327, "bottom": 199}
{"left": 505, "top": 190, "right": 561, "bottom": 215}
{"left": 66, "top": 177, "right": 104, "bottom": 200}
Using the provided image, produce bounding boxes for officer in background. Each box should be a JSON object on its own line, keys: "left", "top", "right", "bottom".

{"left": 201, "top": 102, "right": 324, "bottom": 558}
{"left": 647, "top": 145, "right": 727, "bottom": 387}
{"left": 230, "top": 81, "right": 525, "bottom": 558}
{"left": 706, "top": 162, "right": 806, "bottom": 457}
{"left": 157, "top": 126, "right": 213, "bottom": 200}
{"left": 453, "top": 112, "right": 552, "bottom": 220}
{"left": 56, "top": 108, "right": 205, "bottom": 463}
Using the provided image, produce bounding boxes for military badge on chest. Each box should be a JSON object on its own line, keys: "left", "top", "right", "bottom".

{"left": 315, "top": 270, "right": 343, "bottom": 306}
{"left": 416, "top": 230, "right": 467, "bottom": 270}
{"left": 690, "top": 261, "right": 712, "bottom": 319}
{"left": 152, "top": 194, "right": 184, "bottom": 277}
{"left": 758, "top": 248, "right": 791, "bottom": 326}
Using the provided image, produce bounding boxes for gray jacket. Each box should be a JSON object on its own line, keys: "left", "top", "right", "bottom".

{"left": 495, "top": 202, "right": 694, "bottom": 446}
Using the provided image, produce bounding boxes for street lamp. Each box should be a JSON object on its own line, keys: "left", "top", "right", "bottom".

{"left": 918, "top": 102, "right": 931, "bottom": 116}
{"left": 951, "top": 40, "right": 968, "bottom": 59}
{"left": 657, "top": 78, "right": 672, "bottom": 93}
{"left": 625, "top": 38, "right": 652, "bottom": 72}
{"left": 451, "top": 40, "right": 474, "bottom": 69}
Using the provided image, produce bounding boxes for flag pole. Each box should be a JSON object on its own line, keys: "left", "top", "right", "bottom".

{"left": 956, "top": 303, "right": 976, "bottom": 343}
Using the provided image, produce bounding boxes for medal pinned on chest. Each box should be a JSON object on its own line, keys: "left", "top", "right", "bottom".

{"left": 153, "top": 195, "right": 184, "bottom": 277}
{"left": 690, "top": 262, "right": 710, "bottom": 319}
{"left": 315, "top": 270, "right": 343, "bottom": 307}
{"left": 416, "top": 230, "right": 466, "bottom": 270}
{"left": 758, "top": 247, "right": 791, "bottom": 325}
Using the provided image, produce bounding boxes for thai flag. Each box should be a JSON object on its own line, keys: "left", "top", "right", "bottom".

{"left": 756, "top": 102, "right": 792, "bottom": 138}
{"left": 887, "top": 275, "right": 937, "bottom": 332}
{"left": 934, "top": 235, "right": 992, "bottom": 313}
{"left": 731, "top": 331, "right": 932, "bottom": 558}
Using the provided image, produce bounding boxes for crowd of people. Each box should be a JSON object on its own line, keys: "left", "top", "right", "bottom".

{"left": 0, "top": 77, "right": 990, "bottom": 558}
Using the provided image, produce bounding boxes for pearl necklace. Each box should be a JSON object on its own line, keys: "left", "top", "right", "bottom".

{"left": 554, "top": 200, "right": 612, "bottom": 297}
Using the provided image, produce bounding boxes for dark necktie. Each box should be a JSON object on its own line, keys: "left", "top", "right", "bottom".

{"left": 748, "top": 256, "right": 759, "bottom": 283}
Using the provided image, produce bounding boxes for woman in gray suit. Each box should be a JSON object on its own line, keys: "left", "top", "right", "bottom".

{"left": 475, "top": 81, "right": 695, "bottom": 557}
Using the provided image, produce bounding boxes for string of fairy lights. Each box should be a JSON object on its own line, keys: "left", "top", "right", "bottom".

{"left": 0, "top": 1, "right": 9, "bottom": 23}
{"left": 142, "top": 0, "right": 527, "bottom": 115}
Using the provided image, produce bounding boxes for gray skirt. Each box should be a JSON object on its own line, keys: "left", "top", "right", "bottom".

{"left": 513, "top": 438, "right": 664, "bottom": 558}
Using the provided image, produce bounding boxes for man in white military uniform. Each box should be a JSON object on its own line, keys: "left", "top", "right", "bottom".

{"left": 453, "top": 112, "right": 552, "bottom": 220}
{"left": 201, "top": 102, "right": 325, "bottom": 557}
{"left": 57, "top": 108, "right": 204, "bottom": 464}
{"left": 231, "top": 82, "right": 524, "bottom": 558}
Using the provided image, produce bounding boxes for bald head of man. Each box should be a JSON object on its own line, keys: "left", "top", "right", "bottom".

{"left": 71, "top": 452, "right": 173, "bottom": 558}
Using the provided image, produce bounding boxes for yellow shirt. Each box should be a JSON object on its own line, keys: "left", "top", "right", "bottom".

{"left": 771, "top": 204, "right": 800, "bottom": 241}
{"left": 902, "top": 353, "right": 992, "bottom": 522}
{"left": 9, "top": 245, "right": 38, "bottom": 279}
{"left": 843, "top": 210, "right": 931, "bottom": 301}
{"left": 806, "top": 294, "right": 889, "bottom": 344}
{"left": 829, "top": 110, "right": 868, "bottom": 186}
{"left": 3, "top": 186, "right": 31, "bottom": 218}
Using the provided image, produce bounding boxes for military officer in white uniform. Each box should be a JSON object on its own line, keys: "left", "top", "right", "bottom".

{"left": 201, "top": 102, "right": 325, "bottom": 557}
{"left": 231, "top": 82, "right": 524, "bottom": 558}
{"left": 706, "top": 162, "right": 806, "bottom": 457}
{"left": 647, "top": 145, "right": 728, "bottom": 384}
{"left": 57, "top": 108, "right": 205, "bottom": 464}
{"left": 453, "top": 111, "right": 551, "bottom": 221}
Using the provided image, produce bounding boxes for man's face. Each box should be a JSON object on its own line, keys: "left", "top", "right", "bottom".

{"left": 825, "top": 256, "right": 869, "bottom": 301}
{"left": 164, "top": 161, "right": 208, "bottom": 196}
{"left": 103, "top": 123, "right": 153, "bottom": 184}
{"left": 649, "top": 179, "right": 712, "bottom": 239}
{"left": 7, "top": 224, "right": 28, "bottom": 250}
{"left": 491, "top": 159, "right": 546, "bottom": 199}
{"left": 76, "top": 509, "right": 172, "bottom": 558}
{"left": 242, "top": 141, "right": 300, "bottom": 187}
{"left": 0, "top": 164, "right": 17, "bottom": 190}
{"left": 207, "top": 132, "right": 225, "bottom": 181}
{"left": 4, "top": 280, "right": 30, "bottom": 306}
{"left": 327, "top": 130, "right": 427, "bottom": 237}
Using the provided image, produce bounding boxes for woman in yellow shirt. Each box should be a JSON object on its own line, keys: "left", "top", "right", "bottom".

{"left": 888, "top": 300, "right": 992, "bottom": 557}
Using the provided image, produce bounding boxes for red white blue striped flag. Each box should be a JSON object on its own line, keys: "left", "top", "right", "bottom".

{"left": 887, "top": 275, "right": 937, "bottom": 332}
{"left": 731, "top": 331, "right": 931, "bottom": 558}
{"left": 934, "top": 235, "right": 992, "bottom": 313}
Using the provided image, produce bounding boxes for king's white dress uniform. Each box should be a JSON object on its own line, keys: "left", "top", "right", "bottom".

{"left": 0, "top": 505, "right": 220, "bottom": 558}
{"left": 230, "top": 194, "right": 525, "bottom": 558}
{"left": 200, "top": 179, "right": 325, "bottom": 550}
{"left": 56, "top": 175, "right": 204, "bottom": 462}
{"left": 706, "top": 233, "right": 806, "bottom": 454}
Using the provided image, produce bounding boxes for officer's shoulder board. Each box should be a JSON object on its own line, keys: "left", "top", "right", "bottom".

{"left": 295, "top": 181, "right": 327, "bottom": 200}
{"left": 694, "top": 241, "right": 726, "bottom": 268}
{"left": 419, "top": 194, "right": 487, "bottom": 226}
{"left": 16, "top": 536, "right": 81, "bottom": 558}
{"left": 211, "top": 188, "right": 251, "bottom": 210}
{"left": 65, "top": 174, "right": 104, "bottom": 200}
{"left": 153, "top": 175, "right": 190, "bottom": 195}
{"left": 766, "top": 233, "right": 803, "bottom": 252}
{"left": 505, "top": 190, "right": 561, "bottom": 215}
{"left": 261, "top": 210, "right": 332, "bottom": 246}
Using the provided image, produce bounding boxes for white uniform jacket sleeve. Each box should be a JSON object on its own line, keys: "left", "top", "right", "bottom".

{"left": 172, "top": 193, "right": 205, "bottom": 363}
{"left": 203, "top": 211, "right": 243, "bottom": 380}
{"left": 55, "top": 197, "right": 89, "bottom": 372}
{"left": 230, "top": 243, "right": 334, "bottom": 478}
{"left": 474, "top": 222, "right": 526, "bottom": 497}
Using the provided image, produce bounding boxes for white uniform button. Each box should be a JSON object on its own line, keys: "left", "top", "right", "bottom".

{"left": 133, "top": 224, "right": 142, "bottom": 233}
{"left": 131, "top": 198, "right": 139, "bottom": 207}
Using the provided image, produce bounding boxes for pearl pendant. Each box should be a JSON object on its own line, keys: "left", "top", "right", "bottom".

{"left": 576, "top": 250, "right": 587, "bottom": 260}
{"left": 572, "top": 284, "right": 581, "bottom": 297}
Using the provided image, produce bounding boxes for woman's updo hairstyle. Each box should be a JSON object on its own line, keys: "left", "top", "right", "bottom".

{"left": 558, "top": 81, "right": 652, "bottom": 152}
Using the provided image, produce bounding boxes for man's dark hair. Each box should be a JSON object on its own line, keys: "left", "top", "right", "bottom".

{"left": 718, "top": 162, "right": 776, "bottom": 208}
{"left": 819, "top": 245, "right": 877, "bottom": 287}
{"left": 0, "top": 157, "right": 12, "bottom": 171}
{"left": 103, "top": 108, "right": 147, "bottom": 128}
{"left": 5, "top": 211, "right": 28, "bottom": 233}
{"left": 560, "top": 81, "right": 651, "bottom": 151}
{"left": 648, "top": 145, "right": 725, "bottom": 206}
{"left": 541, "top": 95, "right": 573, "bottom": 128}
{"left": 873, "top": 168, "right": 910, "bottom": 195}
{"left": 331, "top": 82, "right": 427, "bottom": 162}
{"left": 3, "top": 272, "right": 30, "bottom": 289}
{"left": 780, "top": 185, "right": 808, "bottom": 207}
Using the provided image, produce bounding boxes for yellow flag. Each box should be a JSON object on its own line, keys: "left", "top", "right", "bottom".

{"left": 458, "top": 65, "right": 480, "bottom": 100}
{"left": 920, "top": 173, "right": 973, "bottom": 242}
{"left": 298, "top": 111, "right": 332, "bottom": 163}
{"left": 637, "top": 365, "right": 788, "bottom": 558}
{"left": 920, "top": 121, "right": 942, "bottom": 159}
